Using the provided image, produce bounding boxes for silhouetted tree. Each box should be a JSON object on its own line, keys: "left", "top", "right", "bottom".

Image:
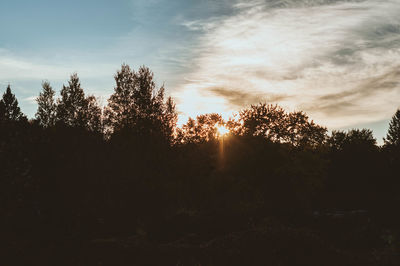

{"left": 178, "top": 113, "right": 223, "bottom": 143}
{"left": 327, "top": 130, "right": 347, "bottom": 151}
{"left": 55, "top": 74, "right": 102, "bottom": 132}
{"left": 225, "top": 115, "right": 242, "bottom": 135}
{"left": 239, "top": 104, "right": 286, "bottom": 141}
{"left": 0, "top": 85, "right": 27, "bottom": 123}
{"left": 381, "top": 110, "right": 400, "bottom": 226}
{"left": 285, "top": 111, "right": 327, "bottom": 147}
{"left": 104, "top": 64, "right": 136, "bottom": 133}
{"left": 384, "top": 109, "right": 400, "bottom": 147}
{"left": 35, "top": 81, "right": 56, "bottom": 127}
{"left": 56, "top": 73, "right": 88, "bottom": 128}
{"left": 346, "top": 128, "right": 377, "bottom": 147}
{"left": 105, "top": 64, "right": 177, "bottom": 142}
{"left": 238, "top": 103, "right": 326, "bottom": 147}
{"left": 328, "top": 129, "right": 376, "bottom": 151}
{"left": 163, "top": 96, "right": 178, "bottom": 142}
{"left": 325, "top": 129, "right": 379, "bottom": 209}
{"left": 84, "top": 95, "right": 103, "bottom": 133}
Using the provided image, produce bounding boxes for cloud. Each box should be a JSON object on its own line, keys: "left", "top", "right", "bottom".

{"left": 175, "top": 0, "right": 400, "bottom": 130}
{"left": 210, "top": 87, "right": 289, "bottom": 108}
{"left": 22, "top": 96, "right": 37, "bottom": 104}
{"left": 0, "top": 49, "right": 115, "bottom": 81}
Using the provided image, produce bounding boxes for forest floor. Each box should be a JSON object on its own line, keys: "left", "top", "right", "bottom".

{"left": 4, "top": 215, "right": 400, "bottom": 266}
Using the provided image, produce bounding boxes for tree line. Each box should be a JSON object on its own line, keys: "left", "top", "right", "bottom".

{"left": 1, "top": 64, "right": 400, "bottom": 265}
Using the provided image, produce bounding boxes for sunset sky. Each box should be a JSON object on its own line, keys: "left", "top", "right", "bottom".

{"left": 1, "top": 0, "right": 399, "bottom": 142}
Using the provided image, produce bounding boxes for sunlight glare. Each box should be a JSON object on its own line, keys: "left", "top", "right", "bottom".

{"left": 217, "top": 125, "right": 229, "bottom": 136}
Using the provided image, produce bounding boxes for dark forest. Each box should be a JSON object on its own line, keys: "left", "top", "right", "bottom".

{"left": 1, "top": 65, "right": 400, "bottom": 265}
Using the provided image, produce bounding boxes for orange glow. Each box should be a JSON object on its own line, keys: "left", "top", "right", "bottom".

{"left": 217, "top": 125, "right": 229, "bottom": 136}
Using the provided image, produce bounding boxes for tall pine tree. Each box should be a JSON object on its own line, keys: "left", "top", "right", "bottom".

{"left": 0, "top": 85, "right": 26, "bottom": 123}
{"left": 384, "top": 109, "right": 400, "bottom": 146}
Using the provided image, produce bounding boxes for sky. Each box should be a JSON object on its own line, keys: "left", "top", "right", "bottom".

{"left": 1, "top": 0, "right": 400, "bottom": 143}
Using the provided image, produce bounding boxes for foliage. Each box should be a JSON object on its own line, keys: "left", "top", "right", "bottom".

{"left": 0, "top": 85, "right": 27, "bottom": 123}
{"left": 324, "top": 129, "right": 380, "bottom": 209}
{"left": 105, "top": 65, "right": 177, "bottom": 142}
{"left": 384, "top": 109, "right": 400, "bottom": 147}
{"left": 56, "top": 73, "right": 89, "bottom": 128}
{"left": 85, "top": 95, "right": 103, "bottom": 133}
{"left": 328, "top": 129, "right": 377, "bottom": 151}
{"left": 104, "top": 64, "right": 136, "bottom": 132}
{"left": 35, "top": 81, "right": 56, "bottom": 128}
{"left": 55, "top": 73, "right": 103, "bottom": 133}
{"left": 238, "top": 103, "right": 327, "bottom": 147}
{"left": 178, "top": 113, "right": 223, "bottom": 143}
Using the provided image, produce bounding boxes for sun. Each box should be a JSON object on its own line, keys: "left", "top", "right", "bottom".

{"left": 217, "top": 125, "right": 230, "bottom": 136}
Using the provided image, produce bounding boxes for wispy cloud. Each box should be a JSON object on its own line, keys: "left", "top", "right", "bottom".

{"left": 175, "top": 0, "right": 400, "bottom": 129}
{"left": 0, "top": 49, "right": 115, "bottom": 81}
{"left": 210, "top": 87, "right": 288, "bottom": 109}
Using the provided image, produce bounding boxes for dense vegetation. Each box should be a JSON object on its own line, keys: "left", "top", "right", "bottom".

{"left": 1, "top": 65, "right": 400, "bottom": 265}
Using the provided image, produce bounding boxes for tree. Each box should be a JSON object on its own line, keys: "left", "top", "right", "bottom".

{"left": 0, "top": 85, "right": 26, "bottom": 122}
{"left": 178, "top": 113, "right": 223, "bottom": 143}
{"left": 384, "top": 109, "right": 400, "bottom": 147}
{"left": 327, "top": 130, "right": 347, "bottom": 151}
{"left": 56, "top": 73, "right": 88, "bottom": 128}
{"left": 239, "top": 104, "right": 287, "bottom": 141}
{"left": 105, "top": 64, "right": 177, "bottom": 142}
{"left": 35, "top": 81, "right": 56, "bottom": 128}
{"left": 326, "top": 129, "right": 379, "bottom": 209}
{"left": 238, "top": 103, "right": 327, "bottom": 147}
{"left": 162, "top": 96, "right": 178, "bottom": 142}
{"left": 132, "top": 68, "right": 164, "bottom": 137}
{"left": 285, "top": 111, "right": 327, "bottom": 148}
{"left": 84, "top": 95, "right": 103, "bottom": 133}
{"left": 104, "top": 64, "right": 136, "bottom": 133}
{"left": 328, "top": 129, "right": 376, "bottom": 151}
{"left": 55, "top": 73, "right": 103, "bottom": 132}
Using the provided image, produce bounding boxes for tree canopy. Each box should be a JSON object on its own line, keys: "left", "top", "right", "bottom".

{"left": 35, "top": 81, "right": 56, "bottom": 128}
{"left": 178, "top": 113, "right": 224, "bottom": 143}
{"left": 238, "top": 103, "right": 327, "bottom": 147}
{"left": 55, "top": 73, "right": 103, "bottom": 133}
{"left": 105, "top": 64, "right": 177, "bottom": 142}
{"left": 56, "top": 73, "right": 88, "bottom": 128}
{"left": 0, "top": 85, "right": 26, "bottom": 123}
{"left": 384, "top": 109, "right": 400, "bottom": 147}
